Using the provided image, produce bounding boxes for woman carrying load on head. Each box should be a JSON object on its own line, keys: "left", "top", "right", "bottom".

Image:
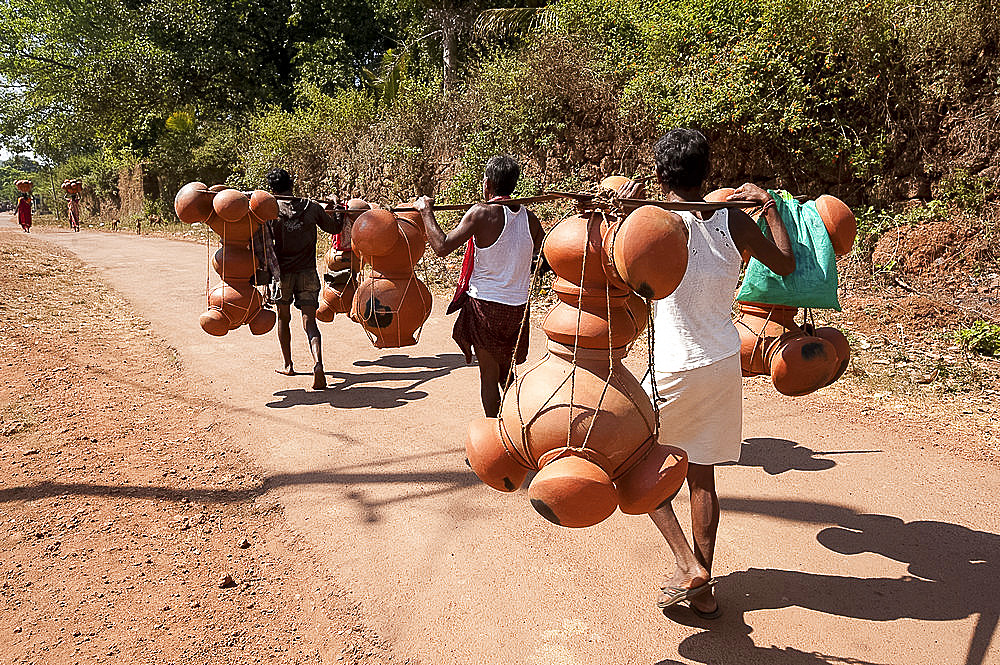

{"left": 620, "top": 129, "right": 795, "bottom": 618}
{"left": 16, "top": 191, "right": 32, "bottom": 232}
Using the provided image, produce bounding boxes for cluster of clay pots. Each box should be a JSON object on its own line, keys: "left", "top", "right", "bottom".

{"left": 174, "top": 182, "right": 277, "bottom": 337}
{"left": 316, "top": 198, "right": 367, "bottom": 323}
{"left": 61, "top": 179, "right": 83, "bottom": 195}
{"left": 15, "top": 180, "right": 33, "bottom": 193}
{"left": 727, "top": 193, "right": 857, "bottom": 396}
{"left": 464, "top": 184, "right": 691, "bottom": 528}
{"left": 347, "top": 208, "right": 432, "bottom": 347}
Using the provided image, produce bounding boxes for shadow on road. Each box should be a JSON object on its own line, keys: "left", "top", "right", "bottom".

{"left": 657, "top": 498, "right": 998, "bottom": 665}
{"left": 722, "top": 437, "right": 882, "bottom": 475}
{"left": 266, "top": 353, "right": 468, "bottom": 410}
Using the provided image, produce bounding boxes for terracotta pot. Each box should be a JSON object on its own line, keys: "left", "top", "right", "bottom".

{"left": 351, "top": 275, "right": 432, "bottom": 348}
{"left": 209, "top": 184, "right": 228, "bottom": 192}
{"left": 347, "top": 197, "right": 370, "bottom": 211}
{"left": 316, "top": 278, "right": 357, "bottom": 322}
{"left": 600, "top": 175, "right": 646, "bottom": 199}
{"left": 212, "top": 188, "right": 249, "bottom": 222}
{"left": 527, "top": 454, "right": 619, "bottom": 528}
{"left": 543, "top": 213, "right": 611, "bottom": 289}
{"left": 366, "top": 218, "right": 426, "bottom": 278}
{"left": 15, "top": 180, "right": 33, "bottom": 193}
{"left": 248, "top": 307, "right": 276, "bottom": 335}
{"left": 212, "top": 244, "right": 255, "bottom": 281}
{"left": 810, "top": 326, "right": 851, "bottom": 386}
{"left": 174, "top": 182, "right": 214, "bottom": 224}
{"left": 615, "top": 441, "right": 688, "bottom": 514}
{"left": 609, "top": 205, "right": 688, "bottom": 299}
{"left": 205, "top": 282, "right": 262, "bottom": 330}
{"left": 249, "top": 190, "right": 279, "bottom": 223}
{"left": 625, "top": 292, "right": 649, "bottom": 337}
{"left": 199, "top": 309, "right": 229, "bottom": 337}
{"left": 352, "top": 209, "right": 402, "bottom": 257}
{"left": 541, "top": 281, "right": 640, "bottom": 349}
{"left": 735, "top": 302, "right": 848, "bottom": 395}
{"left": 465, "top": 417, "right": 530, "bottom": 493}
{"left": 815, "top": 195, "right": 857, "bottom": 256}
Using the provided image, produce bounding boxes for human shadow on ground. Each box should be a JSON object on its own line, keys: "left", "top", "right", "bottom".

{"left": 0, "top": 448, "right": 478, "bottom": 525}
{"left": 721, "top": 437, "right": 882, "bottom": 475}
{"left": 266, "top": 353, "right": 468, "bottom": 410}
{"left": 657, "top": 498, "right": 998, "bottom": 665}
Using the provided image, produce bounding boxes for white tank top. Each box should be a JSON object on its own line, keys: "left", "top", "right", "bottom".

{"left": 468, "top": 205, "right": 533, "bottom": 306}
{"left": 651, "top": 208, "right": 743, "bottom": 372}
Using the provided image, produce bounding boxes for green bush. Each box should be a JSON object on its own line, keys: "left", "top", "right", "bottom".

{"left": 955, "top": 320, "right": 1000, "bottom": 356}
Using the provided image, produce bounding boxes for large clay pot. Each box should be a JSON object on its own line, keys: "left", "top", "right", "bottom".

{"left": 351, "top": 275, "right": 432, "bottom": 348}
{"left": 15, "top": 180, "right": 33, "bottom": 193}
{"left": 606, "top": 205, "right": 688, "bottom": 299}
{"left": 600, "top": 175, "right": 646, "bottom": 199}
{"left": 541, "top": 280, "right": 640, "bottom": 350}
{"left": 175, "top": 182, "right": 215, "bottom": 224}
{"left": 815, "top": 195, "right": 857, "bottom": 256}
{"left": 543, "top": 213, "right": 610, "bottom": 289}
{"left": 352, "top": 209, "right": 401, "bottom": 257}
{"left": 366, "top": 217, "right": 426, "bottom": 278}
{"left": 212, "top": 245, "right": 255, "bottom": 281}
{"left": 249, "top": 189, "right": 279, "bottom": 222}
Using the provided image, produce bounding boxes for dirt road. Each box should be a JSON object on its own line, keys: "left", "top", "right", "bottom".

{"left": 8, "top": 217, "right": 999, "bottom": 665}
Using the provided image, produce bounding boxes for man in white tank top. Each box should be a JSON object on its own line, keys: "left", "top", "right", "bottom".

{"left": 415, "top": 156, "right": 544, "bottom": 417}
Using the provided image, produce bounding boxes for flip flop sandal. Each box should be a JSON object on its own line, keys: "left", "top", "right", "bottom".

{"left": 656, "top": 579, "right": 717, "bottom": 609}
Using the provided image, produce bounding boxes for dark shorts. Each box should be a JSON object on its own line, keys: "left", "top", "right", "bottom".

{"left": 452, "top": 296, "right": 529, "bottom": 367}
{"left": 273, "top": 269, "right": 321, "bottom": 310}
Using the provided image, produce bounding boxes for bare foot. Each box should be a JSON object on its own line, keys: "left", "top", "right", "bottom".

{"left": 275, "top": 366, "right": 295, "bottom": 376}
{"left": 312, "top": 365, "right": 327, "bottom": 390}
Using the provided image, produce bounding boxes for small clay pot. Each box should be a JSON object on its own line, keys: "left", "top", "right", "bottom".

{"left": 249, "top": 190, "right": 279, "bottom": 223}
{"left": 174, "top": 182, "right": 214, "bottom": 224}
{"left": 316, "top": 279, "right": 356, "bottom": 322}
{"left": 527, "top": 454, "right": 619, "bottom": 528}
{"left": 610, "top": 205, "right": 688, "bottom": 300}
{"left": 212, "top": 188, "right": 250, "bottom": 222}
{"left": 465, "top": 417, "right": 530, "bottom": 493}
{"left": 600, "top": 175, "right": 646, "bottom": 199}
{"left": 247, "top": 307, "right": 276, "bottom": 335}
{"left": 768, "top": 332, "right": 840, "bottom": 396}
{"left": 615, "top": 442, "right": 688, "bottom": 514}
{"left": 810, "top": 326, "right": 851, "bottom": 386}
{"left": 815, "top": 195, "right": 857, "bottom": 256}
{"left": 199, "top": 309, "right": 230, "bottom": 337}
{"left": 543, "top": 213, "right": 610, "bottom": 289}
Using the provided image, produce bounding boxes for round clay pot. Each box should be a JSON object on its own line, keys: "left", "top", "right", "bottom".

{"left": 249, "top": 190, "right": 279, "bottom": 222}
{"left": 543, "top": 213, "right": 610, "bottom": 289}
{"left": 811, "top": 326, "right": 851, "bottom": 386}
{"left": 16, "top": 180, "right": 33, "bottom": 193}
{"left": 610, "top": 205, "right": 688, "bottom": 299}
{"left": 705, "top": 187, "right": 736, "bottom": 202}
{"left": 212, "top": 188, "right": 250, "bottom": 222}
{"left": 366, "top": 218, "right": 426, "bottom": 277}
{"left": 768, "top": 332, "right": 840, "bottom": 396}
{"left": 541, "top": 284, "right": 640, "bottom": 349}
{"left": 527, "top": 454, "right": 619, "bottom": 528}
{"left": 466, "top": 417, "right": 530, "bottom": 493}
{"left": 212, "top": 245, "right": 255, "bottom": 281}
{"left": 735, "top": 302, "right": 802, "bottom": 376}
{"left": 199, "top": 309, "right": 229, "bottom": 337}
{"left": 815, "top": 195, "right": 857, "bottom": 256}
{"left": 206, "top": 282, "right": 260, "bottom": 330}
{"left": 218, "top": 217, "right": 257, "bottom": 246}
{"left": 248, "top": 307, "right": 276, "bottom": 335}
{"left": 615, "top": 442, "right": 688, "bottom": 514}
{"left": 175, "top": 182, "right": 214, "bottom": 223}
{"left": 351, "top": 276, "right": 432, "bottom": 348}
{"left": 600, "top": 175, "right": 646, "bottom": 199}
{"left": 347, "top": 197, "right": 370, "bottom": 211}
{"left": 352, "top": 209, "right": 401, "bottom": 257}
{"left": 209, "top": 184, "right": 228, "bottom": 192}
{"left": 624, "top": 292, "right": 649, "bottom": 336}
{"left": 317, "top": 278, "right": 356, "bottom": 321}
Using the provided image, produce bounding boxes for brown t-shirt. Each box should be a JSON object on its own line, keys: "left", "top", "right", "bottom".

{"left": 267, "top": 199, "right": 341, "bottom": 274}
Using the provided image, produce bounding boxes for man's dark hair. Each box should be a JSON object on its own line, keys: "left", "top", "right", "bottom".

{"left": 265, "top": 167, "right": 294, "bottom": 194}
{"left": 653, "top": 129, "right": 710, "bottom": 190}
{"left": 484, "top": 155, "right": 520, "bottom": 197}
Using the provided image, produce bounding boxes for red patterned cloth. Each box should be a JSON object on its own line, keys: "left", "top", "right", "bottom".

{"left": 16, "top": 196, "right": 31, "bottom": 230}
{"left": 452, "top": 296, "right": 529, "bottom": 366}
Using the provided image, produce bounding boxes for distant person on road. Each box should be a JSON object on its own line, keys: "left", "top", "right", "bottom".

{"left": 16, "top": 192, "right": 31, "bottom": 232}
{"left": 619, "top": 129, "right": 795, "bottom": 619}
{"left": 262, "top": 167, "right": 343, "bottom": 390}
{"left": 414, "top": 155, "right": 544, "bottom": 417}
{"left": 67, "top": 193, "right": 80, "bottom": 232}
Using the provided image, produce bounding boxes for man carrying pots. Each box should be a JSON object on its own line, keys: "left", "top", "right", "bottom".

{"left": 415, "top": 155, "right": 545, "bottom": 417}
{"left": 261, "top": 168, "right": 343, "bottom": 390}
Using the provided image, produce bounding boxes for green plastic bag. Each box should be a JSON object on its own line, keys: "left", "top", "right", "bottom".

{"left": 735, "top": 189, "right": 841, "bottom": 310}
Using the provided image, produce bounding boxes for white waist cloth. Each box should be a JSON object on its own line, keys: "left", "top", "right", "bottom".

{"left": 642, "top": 353, "right": 743, "bottom": 465}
